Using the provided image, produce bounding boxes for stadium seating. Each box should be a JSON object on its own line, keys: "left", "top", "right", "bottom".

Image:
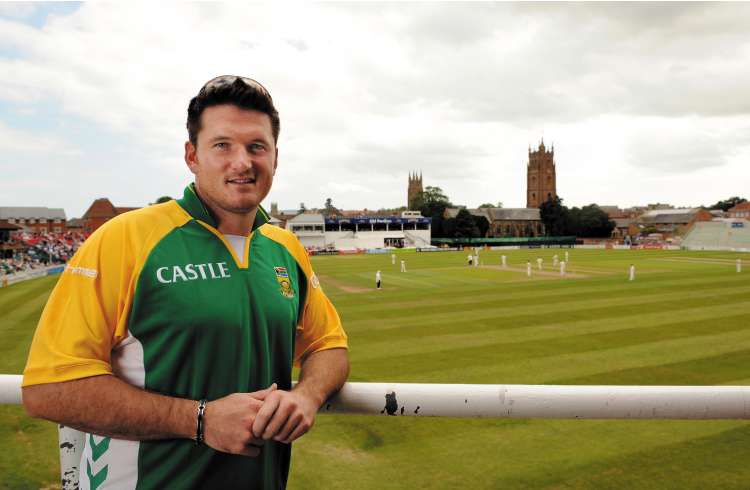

{"left": 682, "top": 221, "right": 750, "bottom": 251}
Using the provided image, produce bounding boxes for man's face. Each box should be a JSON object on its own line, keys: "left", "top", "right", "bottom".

{"left": 185, "top": 104, "right": 277, "bottom": 217}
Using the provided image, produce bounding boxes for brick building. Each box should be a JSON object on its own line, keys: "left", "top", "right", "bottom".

{"left": 527, "top": 140, "right": 557, "bottom": 208}
{"left": 82, "top": 198, "right": 139, "bottom": 234}
{"left": 444, "top": 207, "right": 545, "bottom": 238}
{"left": 407, "top": 171, "right": 423, "bottom": 210}
{"left": 0, "top": 207, "right": 67, "bottom": 233}
{"left": 728, "top": 202, "right": 750, "bottom": 219}
{"left": 634, "top": 208, "right": 713, "bottom": 238}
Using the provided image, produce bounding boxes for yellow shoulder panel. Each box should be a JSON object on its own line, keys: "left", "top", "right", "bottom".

{"left": 22, "top": 201, "right": 191, "bottom": 386}
{"left": 257, "top": 224, "right": 348, "bottom": 366}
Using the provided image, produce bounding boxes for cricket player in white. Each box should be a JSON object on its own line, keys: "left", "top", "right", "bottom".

{"left": 560, "top": 261, "right": 566, "bottom": 277}
{"left": 537, "top": 257, "right": 543, "bottom": 270}
{"left": 391, "top": 254, "right": 396, "bottom": 265}
{"left": 474, "top": 255, "right": 479, "bottom": 268}
{"left": 526, "top": 260, "right": 532, "bottom": 277}
{"left": 565, "top": 250, "right": 569, "bottom": 262}
{"left": 629, "top": 264, "right": 635, "bottom": 281}
{"left": 467, "top": 254, "right": 473, "bottom": 266}
{"left": 376, "top": 270, "right": 382, "bottom": 289}
{"left": 501, "top": 255, "right": 507, "bottom": 267}
{"left": 400, "top": 260, "right": 406, "bottom": 272}
{"left": 737, "top": 259, "right": 742, "bottom": 273}
{"left": 553, "top": 254, "right": 558, "bottom": 267}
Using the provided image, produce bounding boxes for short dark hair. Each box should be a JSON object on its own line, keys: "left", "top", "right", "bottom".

{"left": 186, "top": 76, "right": 280, "bottom": 146}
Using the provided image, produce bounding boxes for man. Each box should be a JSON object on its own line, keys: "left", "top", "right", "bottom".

{"left": 400, "top": 260, "right": 406, "bottom": 272}
{"left": 629, "top": 263, "right": 636, "bottom": 281}
{"left": 375, "top": 270, "right": 382, "bottom": 289}
{"left": 22, "top": 76, "right": 349, "bottom": 489}
{"left": 467, "top": 254, "right": 473, "bottom": 266}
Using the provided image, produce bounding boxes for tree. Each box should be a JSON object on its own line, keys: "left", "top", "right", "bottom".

{"left": 472, "top": 215, "right": 490, "bottom": 238}
{"left": 323, "top": 198, "right": 339, "bottom": 216}
{"left": 578, "top": 204, "right": 615, "bottom": 238}
{"left": 454, "top": 209, "right": 480, "bottom": 238}
{"left": 478, "top": 202, "right": 503, "bottom": 209}
{"left": 417, "top": 186, "right": 452, "bottom": 219}
{"left": 709, "top": 196, "right": 747, "bottom": 212}
{"left": 539, "top": 196, "right": 566, "bottom": 236}
{"left": 152, "top": 196, "right": 173, "bottom": 205}
{"left": 438, "top": 216, "right": 453, "bottom": 238}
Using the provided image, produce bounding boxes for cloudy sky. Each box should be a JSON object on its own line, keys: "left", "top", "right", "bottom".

{"left": 1, "top": 2, "right": 749, "bottom": 218}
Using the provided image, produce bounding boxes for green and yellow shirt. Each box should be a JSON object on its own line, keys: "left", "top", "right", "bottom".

{"left": 23, "top": 184, "right": 348, "bottom": 489}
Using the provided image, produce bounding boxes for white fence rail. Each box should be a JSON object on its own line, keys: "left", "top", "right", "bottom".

{"left": 3, "top": 374, "right": 750, "bottom": 488}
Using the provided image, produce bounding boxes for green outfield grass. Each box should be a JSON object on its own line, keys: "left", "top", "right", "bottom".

{"left": 2, "top": 249, "right": 750, "bottom": 489}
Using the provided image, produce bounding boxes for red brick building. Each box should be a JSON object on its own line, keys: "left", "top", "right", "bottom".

{"left": 0, "top": 207, "right": 67, "bottom": 233}
{"left": 634, "top": 208, "right": 713, "bottom": 239}
{"left": 728, "top": 202, "right": 750, "bottom": 220}
{"left": 527, "top": 140, "right": 557, "bottom": 209}
{"left": 82, "top": 198, "right": 139, "bottom": 234}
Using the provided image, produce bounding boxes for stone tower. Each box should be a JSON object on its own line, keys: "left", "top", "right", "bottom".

{"left": 407, "top": 171, "right": 423, "bottom": 209}
{"left": 527, "top": 140, "right": 557, "bottom": 208}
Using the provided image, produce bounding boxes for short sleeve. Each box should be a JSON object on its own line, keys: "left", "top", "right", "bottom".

{"left": 22, "top": 220, "right": 135, "bottom": 386}
{"left": 293, "top": 268, "right": 348, "bottom": 366}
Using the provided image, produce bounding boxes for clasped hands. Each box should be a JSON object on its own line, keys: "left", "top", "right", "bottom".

{"left": 202, "top": 384, "right": 319, "bottom": 457}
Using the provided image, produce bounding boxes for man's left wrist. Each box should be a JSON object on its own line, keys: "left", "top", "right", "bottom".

{"left": 292, "top": 384, "right": 325, "bottom": 409}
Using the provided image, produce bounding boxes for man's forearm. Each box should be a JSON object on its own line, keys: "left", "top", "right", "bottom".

{"left": 293, "top": 348, "right": 350, "bottom": 408}
{"left": 22, "top": 374, "right": 196, "bottom": 441}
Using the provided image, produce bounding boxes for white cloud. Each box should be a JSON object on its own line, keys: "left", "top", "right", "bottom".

{"left": 0, "top": 120, "right": 80, "bottom": 156}
{"left": 1, "top": 3, "right": 750, "bottom": 216}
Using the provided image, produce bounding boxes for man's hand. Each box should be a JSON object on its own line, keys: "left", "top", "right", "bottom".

{"left": 203, "top": 384, "right": 277, "bottom": 457}
{"left": 251, "top": 389, "right": 319, "bottom": 444}
{"left": 251, "top": 348, "right": 350, "bottom": 444}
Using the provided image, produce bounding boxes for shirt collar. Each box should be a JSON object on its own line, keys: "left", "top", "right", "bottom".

{"left": 177, "top": 183, "right": 270, "bottom": 232}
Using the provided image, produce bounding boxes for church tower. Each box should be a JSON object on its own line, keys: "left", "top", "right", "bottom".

{"left": 407, "top": 171, "right": 423, "bottom": 209}
{"left": 527, "top": 140, "right": 557, "bottom": 208}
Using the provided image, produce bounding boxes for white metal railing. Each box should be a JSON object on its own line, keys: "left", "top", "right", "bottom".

{"left": 3, "top": 374, "right": 750, "bottom": 488}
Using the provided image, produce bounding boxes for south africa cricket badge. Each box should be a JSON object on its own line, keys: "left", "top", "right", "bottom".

{"left": 274, "top": 267, "right": 295, "bottom": 299}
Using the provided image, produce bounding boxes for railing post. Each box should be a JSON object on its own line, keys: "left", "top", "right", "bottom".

{"left": 59, "top": 425, "right": 84, "bottom": 490}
